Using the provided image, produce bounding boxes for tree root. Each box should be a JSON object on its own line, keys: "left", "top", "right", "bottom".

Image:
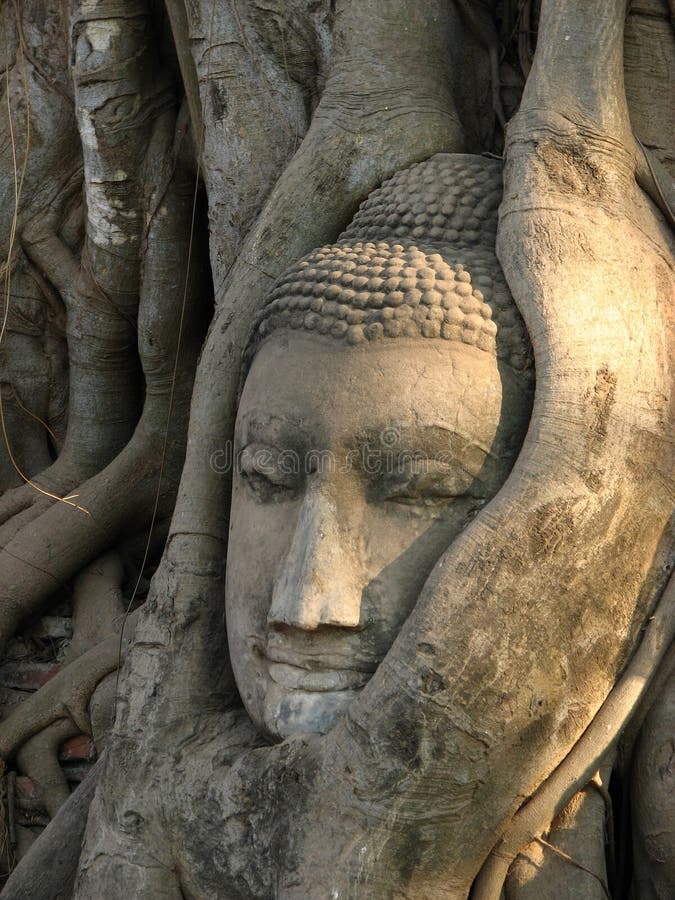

{"left": 0, "top": 424, "right": 178, "bottom": 655}
{"left": 165, "top": 0, "right": 202, "bottom": 143}
{"left": 1, "top": 758, "right": 102, "bottom": 900}
{"left": 0, "top": 492, "right": 54, "bottom": 548}
{"left": 16, "top": 720, "right": 79, "bottom": 820}
{"left": 5, "top": 552, "right": 127, "bottom": 823}
{"left": 0, "top": 610, "right": 140, "bottom": 763}
{"left": 0, "top": 106, "right": 208, "bottom": 653}
{"left": 472, "top": 573, "right": 674, "bottom": 900}
{"left": 65, "top": 552, "right": 125, "bottom": 664}
{"left": 505, "top": 766, "right": 612, "bottom": 899}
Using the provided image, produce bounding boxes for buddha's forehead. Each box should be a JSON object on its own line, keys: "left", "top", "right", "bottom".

{"left": 237, "top": 331, "right": 505, "bottom": 454}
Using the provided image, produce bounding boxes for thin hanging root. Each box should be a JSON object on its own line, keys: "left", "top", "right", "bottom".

{"left": 472, "top": 573, "right": 675, "bottom": 900}
{"left": 534, "top": 836, "right": 610, "bottom": 899}
{"left": 0, "top": 610, "right": 140, "bottom": 763}
{"left": 1, "top": 1, "right": 33, "bottom": 495}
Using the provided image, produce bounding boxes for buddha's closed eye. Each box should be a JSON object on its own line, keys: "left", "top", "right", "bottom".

{"left": 375, "top": 458, "right": 485, "bottom": 506}
{"left": 239, "top": 444, "right": 301, "bottom": 500}
{"left": 239, "top": 442, "right": 484, "bottom": 512}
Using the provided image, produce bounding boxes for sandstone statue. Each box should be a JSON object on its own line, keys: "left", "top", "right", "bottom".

{"left": 0, "top": 1, "right": 672, "bottom": 898}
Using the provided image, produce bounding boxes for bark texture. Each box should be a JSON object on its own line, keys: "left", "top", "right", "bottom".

{"left": 0, "top": 0, "right": 672, "bottom": 897}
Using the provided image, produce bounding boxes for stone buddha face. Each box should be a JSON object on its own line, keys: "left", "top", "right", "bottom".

{"left": 226, "top": 156, "right": 533, "bottom": 741}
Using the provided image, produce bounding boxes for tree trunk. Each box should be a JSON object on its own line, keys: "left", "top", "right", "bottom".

{"left": 0, "top": 0, "right": 672, "bottom": 897}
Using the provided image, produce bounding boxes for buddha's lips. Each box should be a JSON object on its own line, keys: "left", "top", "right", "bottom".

{"left": 260, "top": 641, "right": 376, "bottom": 691}
{"left": 266, "top": 660, "right": 372, "bottom": 692}
{"left": 259, "top": 637, "right": 379, "bottom": 676}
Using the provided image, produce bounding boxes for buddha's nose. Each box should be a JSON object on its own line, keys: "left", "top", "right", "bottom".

{"left": 267, "top": 486, "right": 363, "bottom": 631}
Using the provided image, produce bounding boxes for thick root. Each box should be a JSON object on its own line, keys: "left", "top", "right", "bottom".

{"left": 473, "top": 574, "right": 674, "bottom": 900}
{"left": 16, "top": 720, "right": 79, "bottom": 820}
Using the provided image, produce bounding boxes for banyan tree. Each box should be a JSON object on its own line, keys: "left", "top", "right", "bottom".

{"left": 0, "top": 1, "right": 673, "bottom": 897}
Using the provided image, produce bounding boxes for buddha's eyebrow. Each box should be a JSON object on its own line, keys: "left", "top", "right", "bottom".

{"left": 356, "top": 424, "right": 492, "bottom": 459}
{"left": 237, "top": 412, "right": 312, "bottom": 447}
{"left": 353, "top": 425, "right": 499, "bottom": 485}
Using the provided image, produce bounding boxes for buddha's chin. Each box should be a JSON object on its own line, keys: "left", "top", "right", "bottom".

{"left": 262, "top": 683, "right": 359, "bottom": 740}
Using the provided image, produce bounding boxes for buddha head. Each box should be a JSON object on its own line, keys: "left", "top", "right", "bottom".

{"left": 226, "top": 155, "right": 533, "bottom": 741}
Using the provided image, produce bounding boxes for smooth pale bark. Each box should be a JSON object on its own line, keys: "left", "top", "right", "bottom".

{"left": 0, "top": 0, "right": 671, "bottom": 897}
{"left": 0, "top": 49, "right": 208, "bottom": 649}
{"left": 0, "top": 0, "right": 79, "bottom": 493}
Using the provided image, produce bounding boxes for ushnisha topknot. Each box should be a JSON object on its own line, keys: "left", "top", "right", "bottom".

{"left": 245, "top": 154, "right": 532, "bottom": 374}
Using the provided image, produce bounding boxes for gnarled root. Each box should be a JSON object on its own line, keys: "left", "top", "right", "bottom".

{"left": 0, "top": 609, "right": 140, "bottom": 763}
{"left": 0, "top": 112, "right": 207, "bottom": 655}
{"left": 16, "top": 720, "right": 80, "bottom": 820}
{"left": 4, "top": 551, "right": 126, "bottom": 826}
{"left": 1, "top": 759, "right": 102, "bottom": 900}
{"left": 0, "top": 552, "right": 138, "bottom": 871}
{"left": 473, "top": 574, "right": 675, "bottom": 900}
